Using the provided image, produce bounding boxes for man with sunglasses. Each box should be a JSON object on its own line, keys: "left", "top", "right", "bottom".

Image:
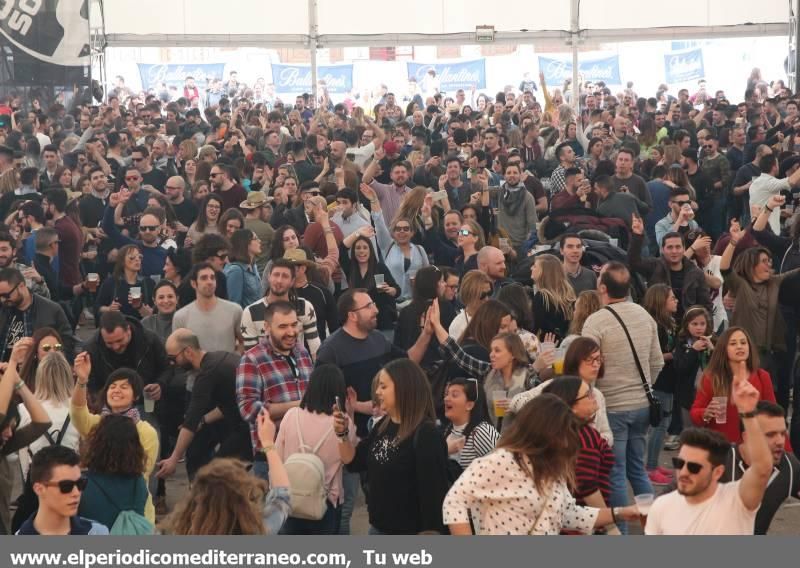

{"left": 646, "top": 379, "right": 773, "bottom": 535}
{"left": 654, "top": 187, "right": 700, "bottom": 247}
{"left": 130, "top": 145, "right": 167, "bottom": 192}
{"left": 209, "top": 162, "right": 247, "bottom": 213}
{"left": 101, "top": 191, "right": 167, "bottom": 279}
{"left": 16, "top": 446, "right": 108, "bottom": 535}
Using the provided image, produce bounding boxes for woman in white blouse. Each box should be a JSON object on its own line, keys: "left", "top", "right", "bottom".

{"left": 443, "top": 394, "right": 639, "bottom": 535}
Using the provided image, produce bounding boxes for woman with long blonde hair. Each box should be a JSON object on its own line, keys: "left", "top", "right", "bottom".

{"left": 161, "top": 412, "right": 291, "bottom": 535}
{"left": 567, "top": 290, "right": 602, "bottom": 336}
{"left": 530, "top": 254, "right": 576, "bottom": 340}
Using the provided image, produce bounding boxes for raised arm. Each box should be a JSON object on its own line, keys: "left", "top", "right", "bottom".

{"left": 733, "top": 379, "right": 773, "bottom": 510}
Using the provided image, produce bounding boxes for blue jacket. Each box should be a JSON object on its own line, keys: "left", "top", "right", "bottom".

{"left": 224, "top": 261, "right": 262, "bottom": 308}
{"left": 102, "top": 206, "right": 168, "bottom": 278}
{"left": 17, "top": 514, "right": 109, "bottom": 535}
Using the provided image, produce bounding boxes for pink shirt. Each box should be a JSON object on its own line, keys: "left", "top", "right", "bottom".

{"left": 275, "top": 407, "right": 357, "bottom": 506}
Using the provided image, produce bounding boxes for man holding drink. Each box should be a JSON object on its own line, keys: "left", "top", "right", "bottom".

{"left": 645, "top": 378, "right": 773, "bottom": 534}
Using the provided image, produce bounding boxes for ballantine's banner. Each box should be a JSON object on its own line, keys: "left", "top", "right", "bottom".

{"left": 271, "top": 64, "right": 353, "bottom": 94}
{"left": 0, "top": 0, "right": 89, "bottom": 66}
{"left": 538, "top": 55, "right": 621, "bottom": 85}
{"left": 407, "top": 59, "right": 486, "bottom": 92}
{"left": 664, "top": 48, "right": 705, "bottom": 84}
{"left": 137, "top": 63, "right": 226, "bottom": 91}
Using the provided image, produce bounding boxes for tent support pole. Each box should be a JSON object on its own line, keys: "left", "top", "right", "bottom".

{"left": 309, "top": 0, "right": 319, "bottom": 108}
{"left": 570, "top": 0, "right": 580, "bottom": 114}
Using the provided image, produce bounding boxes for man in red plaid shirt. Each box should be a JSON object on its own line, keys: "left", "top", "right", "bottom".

{"left": 237, "top": 300, "right": 313, "bottom": 479}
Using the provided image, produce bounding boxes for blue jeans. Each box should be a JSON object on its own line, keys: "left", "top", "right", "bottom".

{"left": 252, "top": 459, "right": 269, "bottom": 481}
{"left": 646, "top": 391, "right": 673, "bottom": 470}
{"left": 338, "top": 470, "right": 360, "bottom": 535}
{"left": 280, "top": 502, "right": 341, "bottom": 535}
{"left": 607, "top": 406, "right": 654, "bottom": 534}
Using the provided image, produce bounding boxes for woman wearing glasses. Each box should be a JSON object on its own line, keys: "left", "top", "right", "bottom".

{"left": 95, "top": 244, "right": 155, "bottom": 321}
{"left": 360, "top": 183, "right": 429, "bottom": 303}
{"left": 77, "top": 414, "right": 150, "bottom": 533}
{"left": 18, "top": 327, "right": 64, "bottom": 390}
{"left": 70, "top": 354, "right": 158, "bottom": 524}
{"left": 185, "top": 194, "right": 223, "bottom": 247}
{"left": 454, "top": 220, "right": 485, "bottom": 278}
{"left": 0, "top": 339, "right": 51, "bottom": 535}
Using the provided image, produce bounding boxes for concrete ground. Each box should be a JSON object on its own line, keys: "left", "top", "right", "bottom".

{"left": 9, "top": 321, "right": 796, "bottom": 535}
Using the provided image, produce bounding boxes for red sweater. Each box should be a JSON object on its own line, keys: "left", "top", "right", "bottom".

{"left": 690, "top": 368, "right": 776, "bottom": 443}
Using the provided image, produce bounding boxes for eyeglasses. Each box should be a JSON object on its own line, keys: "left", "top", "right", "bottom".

{"left": 139, "top": 225, "right": 159, "bottom": 232}
{"left": 703, "top": 145, "right": 713, "bottom": 149}
{"left": 584, "top": 354, "right": 604, "bottom": 366}
{"left": 214, "top": 252, "right": 229, "bottom": 260}
{"left": 458, "top": 229, "right": 474, "bottom": 237}
{"left": 394, "top": 226, "right": 412, "bottom": 233}
{"left": 209, "top": 172, "right": 222, "bottom": 178}
{"left": 206, "top": 204, "right": 221, "bottom": 210}
{"left": 41, "top": 343, "right": 62, "bottom": 353}
{"left": 167, "top": 347, "right": 186, "bottom": 364}
{"left": 0, "top": 282, "right": 21, "bottom": 300}
{"left": 479, "top": 290, "right": 492, "bottom": 300}
{"left": 672, "top": 456, "right": 704, "bottom": 474}
{"left": 351, "top": 300, "right": 376, "bottom": 313}
{"left": 760, "top": 256, "right": 773, "bottom": 265}
{"left": 43, "top": 477, "right": 88, "bottom": 494}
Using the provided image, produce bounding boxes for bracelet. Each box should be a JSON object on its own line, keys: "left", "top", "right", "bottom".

{"left": 261, "top": 444, "right": 275, "bottom": 454}
{"left": 336, "top": 428, "right": 349, "bottom": 439}
{"left": 739, "top": 410, "right": 758, "bottom": 419}
{"left": 14, "top": 380, "right": 24, "bottom": 391}
{"left": 610, "top": 507, "right": 618, "bottom": 524}
{"left": 765, "top": 206, "right": 774, "bottom": 213}
{"left": 76, "top": 382, "right": 88, "bottom": 389}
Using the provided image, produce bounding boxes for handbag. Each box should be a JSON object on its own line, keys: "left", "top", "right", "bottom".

{"left": 604, "top": 306, "right": 663, "bottom": 427}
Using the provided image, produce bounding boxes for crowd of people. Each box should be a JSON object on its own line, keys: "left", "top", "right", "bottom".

{"left": 0, "top": 64, "right": 799, "bottom": 536}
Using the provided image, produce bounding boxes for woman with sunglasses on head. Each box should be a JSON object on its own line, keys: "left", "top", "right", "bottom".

{"left": 0, "top": 339, "right": 51, "bottom": 535}
{"left": 447, "top": 270, "right": 492, "bottom": 341}
{"left": 77, "top": 414, "right": 150, "bottom": 533}
{"left": 71, "top": 355, "right": 158, "bottom": 524}
{"left": 453, "top": 220, "right": 485, "bottom": 278}
{"left": 94, "top": 244, "right": 155, "bottom": 321}
{"left": 443, "top": 377, "right": 500, "bottom": 471}
{"left": 542, "top": 377, "right": 618, "bottom": 534}
{"left": 18, "top": 327, "right": 64, "bottom": 391}
{"left": 443, "top": 394, "right": 639, "bottom": 535}
{"left": 185, "top": 194, "right": 223, "bottom": 248}
{"left": 690, "top": 326, "right": 779, "bottom": 445}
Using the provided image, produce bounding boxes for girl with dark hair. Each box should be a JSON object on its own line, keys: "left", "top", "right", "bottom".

{"left": 443, "top": 394, "right": 639, "bottom": 535}
{"left": 141, "top": 280, "right": 179, "bottom": 340}
{"left": 224, "top": 228, "right": 262, "bottom": 307}
{"left": 186, "top": 194, "right": 223, "bottom": 246}
{"left": 78, "top": 415, "right": 149, "bottom": 532}
{"left": 276, "top": 364, "right": 356, "bottom": 535}
{"left": 394, "top": 266, "right": 455, "bottom": 369}
{"left": 442, "top": 378, "right": 499, "bottom": 470}
{"left": 673, "top": 306, "right": 715, "bottom": 430}
{"left": 333, "top": 359, "right": 451, "bottom": 535}
{"left": 345, "top": 235, "right": 399, "bottom": 333}
{"left": 690, "top": 326, "right": 778, "bottom": 444}
{"left": 95, "top": 244, "right": 155, "bottom": 320}
{"left": 218, "top": 208, "right": 245, "bottom": 241}
{"left": 71, "top": 354, "right": 158, "bottom": 523}
{"left": 642, "top": 284, "right": 679, "bottom": 485}
{"left": 163, "top": 248, "right": 193, "bottom": 307}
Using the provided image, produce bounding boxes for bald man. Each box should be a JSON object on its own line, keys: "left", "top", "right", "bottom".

{"left": 157, "top": 328, "right": 250, "bottom": 480}
{"left": 477, "top": 246, "right": 511, "bottom": 297}
{"left": 164, "top": 175, "right": 198, "bottom": 230}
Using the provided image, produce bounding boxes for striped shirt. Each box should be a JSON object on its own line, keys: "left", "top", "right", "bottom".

{"left": 447, "top": 421, "right": 500, "bottom": 470}
{"left": 240, "top": 297, "right": 320, "bottom": 358}
{"left": 574, "top": 425, "right": 614, "bottom": 505}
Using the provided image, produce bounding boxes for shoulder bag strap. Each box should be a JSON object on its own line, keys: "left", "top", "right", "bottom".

{"left": 54, "top": 415, "right": 71, "bottom": 446}
{"left": 604, "top": 306, "right": 657, "bottom": 404}
{"left": 294, "top": 409, "right": 309, "bottom": 453}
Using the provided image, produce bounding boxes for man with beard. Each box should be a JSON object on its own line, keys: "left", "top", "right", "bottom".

{"left": 0, "top": 268, "right": 73, "bottom": 363}
{"left": 103, "top": 191, "right": 168, "bottom": 279}
{"left": 645, "top": 379, "right": 772, "bottom": 535}
{"left": 497, "top": 162, "right": 537, "bottom": 250}
{"left": 316, "top": 288, "right": 433, "bottom": 534}
{"left": 362, "top": 147, "right": 411, "bottom": 223}
{"left": 173, "top": 263, "right": 243, "bottom": 353}
{"left": 236, "top": 300, "right": 313, "bottom": 480}
{"left": 209, "top": 162, "right": 247, "bottom": 213}
{"left": 715, "top": 401, "right": 800, "bottom": 534}
{"left": 157, "top": 328, "right": 251, "bottom": 481}
{"left": 241, "top": 258, "right": 319, "bottom": 356}
{"left": 42, "top": 189, "right": 83, "bottom": 294}
{"left": 0, "top": 230, "right": 49, "bottom": 299}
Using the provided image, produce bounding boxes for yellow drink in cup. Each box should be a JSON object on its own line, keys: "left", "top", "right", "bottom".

{"left": 553, "top": 347, "right": 566, "bottom": 375}
{"left": 492, "top": 391, "right": 508, "bottom": 418}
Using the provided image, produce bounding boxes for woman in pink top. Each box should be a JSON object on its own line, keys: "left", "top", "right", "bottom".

{"left": 275, "top": 364, "right": 356, "bottom": 534}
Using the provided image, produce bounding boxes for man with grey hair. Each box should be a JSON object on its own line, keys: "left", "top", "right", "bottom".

{"left": 157, "top": 328, "right": 250, "bottom": 480}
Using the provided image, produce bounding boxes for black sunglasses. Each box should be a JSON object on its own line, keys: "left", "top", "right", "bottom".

{"left": 674, "top": 200, "right": 691, "bottom": 207}
{"left": 479, "top": 290, "right": 492, "bottom": 300}
{"left": 0, "top": 281, "right": 21, "bottom": 300}
{"left": 459, "top": 229, "right": 474, "bottom": 237}
{"left": 672, "top": 456, "right": 704, "bottom": 474}
{"left": 44, "top": 477, "right": 88, "bottom": 494}
{"left": 139, "top": 225, "right": 159, "bottom": 232}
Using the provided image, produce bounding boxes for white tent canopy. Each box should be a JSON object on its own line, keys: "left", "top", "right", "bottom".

{"left": 98, "top": 0, "right": 789, "bottom": 47}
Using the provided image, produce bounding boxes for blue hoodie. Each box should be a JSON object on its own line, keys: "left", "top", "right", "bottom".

{"left": 16, "top": 514, "right": 109, "bottom": 535}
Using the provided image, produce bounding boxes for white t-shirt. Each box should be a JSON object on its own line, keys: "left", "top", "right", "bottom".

{"left": 645, "top": 481, "right": 757, "bottom": 535}
{"left": 749, "top": 173, "right": 789, "bottom": 234}
{"left": 701, "top": 254, "right": 727, "bottom": 331}
{"left": 448, "top": 310, "right": 469, "bottom": 341}
{"left": 345, "top": 141, "right": 376, "bottom": 170}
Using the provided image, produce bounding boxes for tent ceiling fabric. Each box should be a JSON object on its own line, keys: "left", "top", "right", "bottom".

{"left": 99, "top": 0, "right": 788, "bottom": 46}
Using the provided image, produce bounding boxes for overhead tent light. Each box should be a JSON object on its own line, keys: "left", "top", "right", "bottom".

{"left": 475, "top": 25, "right": 495, "bottom": 42}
